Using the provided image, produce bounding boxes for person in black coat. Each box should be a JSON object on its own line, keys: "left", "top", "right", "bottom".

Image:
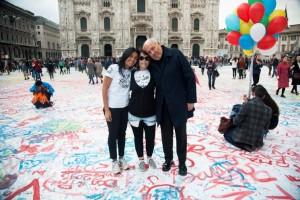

{"left": 252, "top": 54, "right": 263, "bottom": 86}
{"left": 143, "top": 38, "right": 197, "bottom": 176}
{"left": 291, "top": 55, "right": 300, "bottom": 95}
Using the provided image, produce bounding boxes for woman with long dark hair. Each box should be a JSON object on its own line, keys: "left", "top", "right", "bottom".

{"left": 252, "top": 85, "right": 279, "bottom": 130}
{"left": 102, "top": 47, "right": 139, "bottom": 174}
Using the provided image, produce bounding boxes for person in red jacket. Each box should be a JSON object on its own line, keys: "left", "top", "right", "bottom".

{"left": 276, "top": 55, "right": 291, "bottom": 98}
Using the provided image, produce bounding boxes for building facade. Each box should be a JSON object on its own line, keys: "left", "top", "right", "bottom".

{"left": 277, "top": 24, "right": 300, "bottom": 56}
{"left": 58, "top": 0, "right": 220, "bottom": 58}
{"left": 35, "top": 16, "right": 61, "bottom": 60}
{"left": 0, "top": 0, "right": 37, "bottom": 60}
{"left": 218, "top": 28, "right": 242, "bottom": 58}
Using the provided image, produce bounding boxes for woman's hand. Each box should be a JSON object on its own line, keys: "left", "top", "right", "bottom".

{"left": 104, "top": 108, "right": 112, "bottom": 122}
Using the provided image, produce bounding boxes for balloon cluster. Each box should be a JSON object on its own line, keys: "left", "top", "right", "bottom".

{"left": 225, "top": 0, "right": 288, "bottom": 56}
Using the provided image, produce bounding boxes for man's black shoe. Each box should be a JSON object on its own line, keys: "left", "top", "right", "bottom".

{"left": 162, "top": 161, "right": 174, "bottom": 172}
{"left": 178, "top": 164, "right": 187, "bottom": 176}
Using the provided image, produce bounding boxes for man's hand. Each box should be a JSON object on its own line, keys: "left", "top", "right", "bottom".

{"left": 187, "top": 103, "right": 194, "bottom": 111}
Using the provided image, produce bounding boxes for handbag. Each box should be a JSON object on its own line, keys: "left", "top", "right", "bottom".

{"left": 214, "top": 70, "right": 220, "bottom": 77}
{"left": 293, "top": 72, "right": 300, "bottom": 79}
{"left": 218, "top": 117, "right": 232, "bottom": 134}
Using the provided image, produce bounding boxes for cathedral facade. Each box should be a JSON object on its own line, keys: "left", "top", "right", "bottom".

{"left": 58, "top": 0, "right": 219, "bottom": 58}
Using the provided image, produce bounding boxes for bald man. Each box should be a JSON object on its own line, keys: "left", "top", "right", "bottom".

{"left": 143, "top": 38, "right": 196, "bottom": 176}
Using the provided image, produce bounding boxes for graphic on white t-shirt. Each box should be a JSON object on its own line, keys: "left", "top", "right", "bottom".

{"left": 134, "top": 70, "right": 150, "bottom": 88}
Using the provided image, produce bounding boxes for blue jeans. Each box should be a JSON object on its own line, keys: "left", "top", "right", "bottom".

{"left": 207, "top": 71, "right": 215, "bottom": 89}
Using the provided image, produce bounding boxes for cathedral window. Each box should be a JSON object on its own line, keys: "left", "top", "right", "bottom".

{"left": 103, "top": 0, "right": 111, "bottom": 7}
{"left": 80, "top": 17, "right": 87, "bottom": 32}
{"left": 171, "top": 18, "right": 178, "bottom": 32}
{"left": 194, "top": 18, "right": 199, "bottom": 32}
{"left": 171, "top": 0, "right": 178, "bottom": 8}
{"left": 137, "top": 0, "right": 145, "bottom": 13}
{"left": 104, "top": 17, "right": 110, "bottom": 32}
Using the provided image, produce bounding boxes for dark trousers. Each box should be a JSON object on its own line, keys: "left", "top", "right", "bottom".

{"left": 253, "top": 73, "right": 260, "bottom": 86}
{"left": 89, "top": 74, "right": 95, "bottom": 84}
{"left": 272, "top": 66, "right": 277, "bottom": 77}
{"left": 107, "top": 107, "right": 128, "bottom": 160}
{"left": 49, "top": 72, "right": 54, "bottom": 79}
{"left": 232, "top": 68, "right": 237, "bottom": 78}
{"left": 161, "top": 102, "right": 187, "bottom": 165}
{"left": 238, "top": 69, "right": 244, "bottom": 79}
{"left": 131, "top": 121, "right": 155, "bottom": 158}
{"left": 207, "top": 71, "right": 216, "bottom": 89}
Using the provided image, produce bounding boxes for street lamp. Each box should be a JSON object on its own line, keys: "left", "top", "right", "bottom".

{"left": 3, "top": 15, "right": 21, "bottom": 61}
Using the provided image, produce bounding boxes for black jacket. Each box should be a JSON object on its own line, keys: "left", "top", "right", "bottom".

{"left": 149, "top": 46, "right": 197, "bottom": 126}
{"left": 128, "top": 69, "right": 156, "bottom": 118}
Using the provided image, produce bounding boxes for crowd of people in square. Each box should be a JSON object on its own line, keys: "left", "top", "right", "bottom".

{"left": 1, "top": 37, "right": 300, "bottom": 181}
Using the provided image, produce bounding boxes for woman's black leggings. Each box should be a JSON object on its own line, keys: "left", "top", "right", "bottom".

{"left": 107, "top": 107, "right": 128, "bottom": 160}
{"left": 131, "top": 121, "right": 155, "bottom": 158}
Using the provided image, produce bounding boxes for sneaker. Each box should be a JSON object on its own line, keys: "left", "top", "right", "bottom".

{"left": 281, "top": 94, "right": 286, "bottom": 98}
{"left": 119, "top": 158, "right": 129, "bottom": 170}
{"left": 138, "top": 160, "right": 146, "bottom": 172}
{"left": 148, "top": 158, "right": 157, "bottom": 169}
{"left": 112, "top": 161, "right": 121, "bottom": 174}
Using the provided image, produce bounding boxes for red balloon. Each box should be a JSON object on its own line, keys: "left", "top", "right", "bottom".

{"left": 267, "top": 16, "right": 288, "bottom": 35}
{"left": 237, "top": 3, "right": 250, "bottom": 22}
{"left": 226, "top": 31, "right": 241, "bottom": 46}
{"left": 249, "top": 2, "right": 265, "bottom": 23}
{"left": 257, "top": 35, "right": 276, "bottom": 50}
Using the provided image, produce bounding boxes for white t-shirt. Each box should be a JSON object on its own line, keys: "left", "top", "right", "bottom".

{"left": 103, "top": 64, "right": 131, "bottom": 108}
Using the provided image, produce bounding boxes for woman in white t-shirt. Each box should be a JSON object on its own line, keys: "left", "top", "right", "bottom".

{"left": 102, "top": 47, "right": 139, "bottom": 174}
{"left": 231, "top": 57, "right": 238, "bottom": 79}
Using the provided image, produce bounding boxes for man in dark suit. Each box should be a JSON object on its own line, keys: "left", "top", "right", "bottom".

{"left": 143, "top": 38, "right": 197, "bottom": 176}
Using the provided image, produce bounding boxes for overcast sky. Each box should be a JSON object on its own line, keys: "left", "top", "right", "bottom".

{"left": 7, "top": 0, "right": 300, "bottom": 29}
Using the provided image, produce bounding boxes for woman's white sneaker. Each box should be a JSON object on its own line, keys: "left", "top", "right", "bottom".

{"left": 148, "top": 158, "right": 157, "bottom": 169}
{"left": 112, "top": 160, "right": 121, "bottom": 174}
{"left": 119, "top": 158, "right": 129, "bottom": 170}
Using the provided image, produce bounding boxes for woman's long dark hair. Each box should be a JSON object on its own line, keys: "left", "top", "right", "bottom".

{"left": 118, "top": 47, "right": 138, "bottom": 77}
{"left": 253, "top": 85, "right": 280, "bottom": 115}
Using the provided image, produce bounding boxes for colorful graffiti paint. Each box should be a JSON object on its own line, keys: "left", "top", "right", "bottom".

{"left": 0, "top": 67, "right": 299, "bottom": 199}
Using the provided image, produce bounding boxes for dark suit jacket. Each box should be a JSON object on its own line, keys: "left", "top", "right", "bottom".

{"left": 149, "top": 46, "right": 197, "bottom": 126}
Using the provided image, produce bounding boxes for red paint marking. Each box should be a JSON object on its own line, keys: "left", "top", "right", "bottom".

{"left": 5, "top": 179, "right": 40, "bottom": 200}
{"left": 212, "top": 190, "right": 254, "bottom": 200}
{"left": 40, "top": 144, "right": 55, "bottom": 152}
{"left": 32, "top": 170, "right": 46, "bottom": 176}
{"left": 147, "top": 175, "right": 159, "bottom": 185}
{"left": 19, "top": 144, "right": 39, "bottom": 154}
{"left": 18, "top": 116, "right": 41, "bottom": 127}
{"left": 266, "top": 185, "right": 296, "bottom": 200}
{"left": 286, "top": 175, "right": 300, "bottom": 182}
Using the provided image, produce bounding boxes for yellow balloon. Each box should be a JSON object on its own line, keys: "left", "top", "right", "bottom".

{"left": 269, "top": 9, "right": 286, "bottom": 22}
{"left": 243, "top": 49, "right": 254, "bottom": 56}
{"left": 240, "top": 20, "right": 253, "bottom": 35}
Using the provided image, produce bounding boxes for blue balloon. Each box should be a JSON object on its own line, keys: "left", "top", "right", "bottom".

{"left": 263, "top": 0, "right": 276, "bottom": 15}
{"left": 225, "top": 14, "right": 240, "bottom": 31}
{"left": 239, "top": 35, "right": 255, "bottom": 50}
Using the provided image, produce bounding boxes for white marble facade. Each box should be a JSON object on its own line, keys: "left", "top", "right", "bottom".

{"left": 58, "top": 0, "right": 219, "bottom": 58}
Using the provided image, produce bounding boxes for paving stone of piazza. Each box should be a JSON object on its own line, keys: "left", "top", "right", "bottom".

{"left": 0, "top": 64, "right": 299, "bottom": 200}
